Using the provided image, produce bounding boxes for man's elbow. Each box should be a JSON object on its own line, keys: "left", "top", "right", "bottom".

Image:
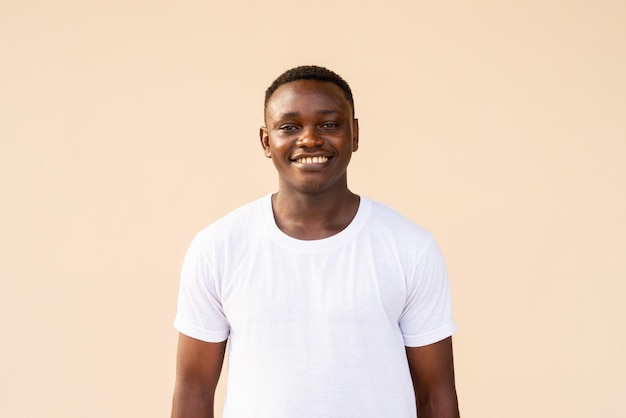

{"left": 417, "top": 389, "right": 460, "bottom": 418}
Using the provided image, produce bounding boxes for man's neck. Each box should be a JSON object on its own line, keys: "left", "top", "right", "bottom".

{"left": 271, "top": 189, "right": 360, "bottom": 240}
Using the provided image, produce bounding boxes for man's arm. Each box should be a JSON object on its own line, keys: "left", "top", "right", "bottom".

{"left": 406, "top": 336, "right": 460, "bottom": 418}
{"left": 171, "top": 333, "right": 227, "bottom": 418}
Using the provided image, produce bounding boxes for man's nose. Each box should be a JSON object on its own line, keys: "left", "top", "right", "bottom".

{"left": 296, "top": 127, "right": 324, "bottom": 147}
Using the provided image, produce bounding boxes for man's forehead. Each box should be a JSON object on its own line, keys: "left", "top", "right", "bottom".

{"left": 266, "top": 80, "right": 349, "bottom": 113}
{"left": 272, "top": 79, "right": 342, "bottom": 98}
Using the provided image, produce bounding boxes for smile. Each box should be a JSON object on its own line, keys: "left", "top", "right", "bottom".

{"left": 295, "top": 156, "right": 329, "bottom": 164}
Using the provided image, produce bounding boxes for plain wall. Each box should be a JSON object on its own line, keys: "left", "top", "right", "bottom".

{"left": 1, "top": 1, "right": 625, "bottom": 417}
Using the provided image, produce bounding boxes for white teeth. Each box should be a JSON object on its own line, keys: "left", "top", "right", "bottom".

{"left": 297, "top": 156, "right": 328, "bottom": 164}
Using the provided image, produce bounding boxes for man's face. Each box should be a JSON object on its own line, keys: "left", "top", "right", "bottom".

{"left": 260, "top": 80, "right": 359, "bottom": 195}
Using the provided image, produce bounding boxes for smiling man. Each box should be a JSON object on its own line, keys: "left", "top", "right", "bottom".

{"left": 171, "top": 65, "right": 460, "bottom": 418}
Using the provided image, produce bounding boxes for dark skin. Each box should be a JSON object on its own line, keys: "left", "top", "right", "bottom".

{"left": 171, "top": 334, "right": 226, "bottom": 418}
{"left": 171, "top": 80, "right": 459, "bottom": 417}
{"left": 407, "top": 337, "right": 460, "bottom": 418}
{"left": 260, "top": 80, "right": 361, "bottom": 240}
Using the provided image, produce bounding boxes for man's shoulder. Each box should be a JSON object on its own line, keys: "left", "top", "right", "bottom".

{"left": 365, "top": 197, "right": 433, "bottom": 242}
{"left": 194, "top": 194, "right": 268, "bottom": 242}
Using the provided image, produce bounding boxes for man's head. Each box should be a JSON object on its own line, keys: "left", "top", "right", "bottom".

{"left": 264, "top": 65, "right": 355, "bottom": 120}
{"left": 260, "top": 66, "right": 359, "bottom": 195}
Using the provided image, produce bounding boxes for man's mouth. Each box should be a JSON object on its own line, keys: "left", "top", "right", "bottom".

{"left": 294, "top": 156, "right": 329, "bottom": 164}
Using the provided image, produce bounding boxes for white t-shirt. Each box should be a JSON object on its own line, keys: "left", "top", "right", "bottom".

{"left": 175, "top": 194, "right": 456, "bottom": 418}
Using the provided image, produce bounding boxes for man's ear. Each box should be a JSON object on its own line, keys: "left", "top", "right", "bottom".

{"left": 260, "top": 127, "right": 271, "bottom": 158}
{"left": 352, "top": 118, "right": 359, "bottom": 152}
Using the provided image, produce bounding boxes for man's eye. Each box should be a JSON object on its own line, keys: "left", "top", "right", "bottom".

{"left": 321, "top": 122, "right": 338, "bottom": 129}
{"left": 280, "top": 125, "right": 298, "bottom": 131}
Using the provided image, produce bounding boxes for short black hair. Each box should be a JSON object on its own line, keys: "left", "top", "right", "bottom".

{"left": 264, "top": 65, "right": 355, "bottom": 116}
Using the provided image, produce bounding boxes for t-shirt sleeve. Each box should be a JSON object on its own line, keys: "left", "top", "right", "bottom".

{"left": 174, "top": 234, "right": 230, "bottom": 342}
{"left": 399, "top": 236, "right": 456, "bottom": 347}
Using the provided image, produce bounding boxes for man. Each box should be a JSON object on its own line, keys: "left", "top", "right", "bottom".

{"left": 172, "top": 65, "right": 460, "bottom": 418}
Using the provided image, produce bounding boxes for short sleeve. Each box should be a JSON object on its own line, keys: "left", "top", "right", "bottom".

{"left": 174, "top": 234, "right": 230, "bottom": 342}
{"left": 399, "top": 237, "right": 456, "bottom": 347}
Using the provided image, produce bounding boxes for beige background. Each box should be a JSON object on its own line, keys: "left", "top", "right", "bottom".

{"left": 2, "top": 1, "right": 625, "bottom": 417}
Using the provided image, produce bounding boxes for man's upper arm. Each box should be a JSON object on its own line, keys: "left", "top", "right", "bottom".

{"left": 406, "top": 336, "right": 460, "bottom": 418}
{"left": 171, "top": 333, "right": 227, "bottom": 418}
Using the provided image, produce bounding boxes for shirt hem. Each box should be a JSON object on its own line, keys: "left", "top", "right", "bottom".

{"left": 402, "top": 320, "right": 456, "bottom": 347}
{"left": 174, "top": 319, "right": 229, "bottom": 343}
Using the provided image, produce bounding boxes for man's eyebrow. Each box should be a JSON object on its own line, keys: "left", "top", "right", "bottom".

{"left": 276, "top": 109, "right": 337, "bottom": 119}
{"left": 277, "top": 111, "right": 300, "bottom": 119}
